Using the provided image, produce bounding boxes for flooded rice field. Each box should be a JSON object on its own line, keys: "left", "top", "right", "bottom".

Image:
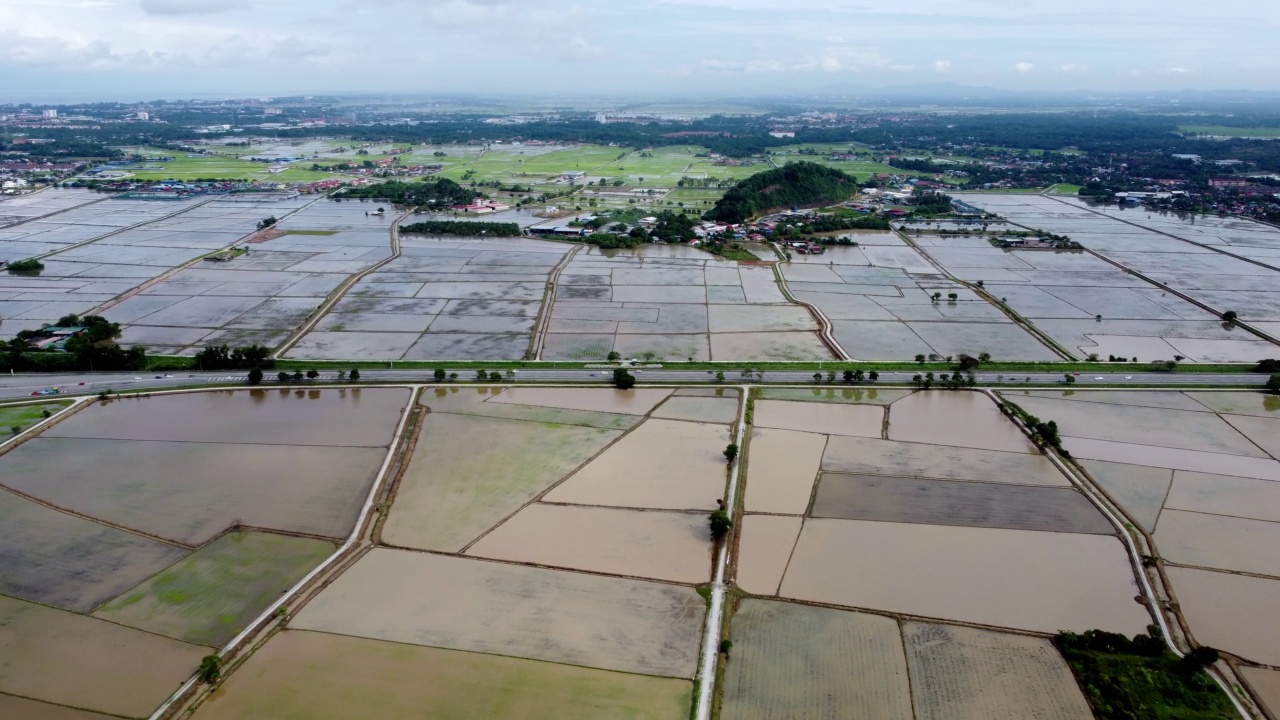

{"left": 822, "top": 434, "right": 1069, "bottom": 486}
{"left": 1240, "top": 667, "right": 1280, "bottom": 719}
{"left": 1, "top": 388, "right": 406, "bottom": 545}
{"left": 1003, "top": 389, "right": 1280, "bottom": 688}
{"left": 293, "top": 549, "right": 704, "bottom": 678}
{"left": 720, "top": 600, "right": 914, "bottom": 720}
{"left": 383, "top": 412, "right": 620, "bottom": 552}
{"left": 887, "top": 391, "right": 1036, "bottom": 453}
{"left": 0, "top": 594, "right": 206, "bottom": 718}
{"left": 194, "top": 630, "right": 692, "bottom": 720}
{"left": 650, "top": 394, "right": 740, "bottom": 423}
{"left": 810, "top": 474, "right": 1114, "bottom": 534}
{"left": 1165, "top": 567, "right": 1280, "bottom": 666}
{"left": 467, "top": 503, "right": 712, "bottom": 583}
{"left": 743, "top": 428, "right": 826, "bottom": 514}
{"left": 901, "top": 622, "right": 1092, "bottom": 720}
{"left": 752, "top": 399, "right": 883, "bottom": 437}
{"left": 778, "top": 519, "right": 1149, "bottom": 634}
{"left": 734, "top": 515, "right": 803, "bottom": 595}
{"left": 488, "top": 386, "right": 671, "bottom": 414}
{"left": 543, "top": 247, "right": 831, "bottom": 361}
{"left": 544, "top": 418, "right": 730, "bottom": 510}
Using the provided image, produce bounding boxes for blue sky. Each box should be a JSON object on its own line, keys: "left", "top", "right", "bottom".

{"left": 2, "top": 0, "right": 1277, "bottom": 101}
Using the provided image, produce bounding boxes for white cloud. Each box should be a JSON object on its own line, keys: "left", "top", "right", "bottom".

{"left": 569, "top": 36, "right": 603, "bottom": 59}
{"left": 1166, "top": 66, "right": 1189, "bottom": 73}
{"left": 137, "top": 0, "right": 247, "bottom": 15}
{"left": 1014, "top": 61, "right": 1034, "bottom": 74}
{"left": 932, "top": 59, "right": 951, "bottom": 73}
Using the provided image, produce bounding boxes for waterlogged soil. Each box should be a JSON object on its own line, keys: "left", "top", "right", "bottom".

{"left": 487, "top": 387, "right": 672, "bottom": 415}
{"left": 810, "top": 474, "right": 1115, "bottom": 534}
{"left": 1239, "top": 667, "right": 1280, "bottom": 719}
{"left": 1165, "top": 566, "right": 1280, "bottom": 666}
{"left": 902, "top": 622, "right": 1093, "bottom": 720}
{"left": 544, "top": 419, "right": 730, "bottom": 511}
{"left": 1188, "top": 391, "right": 1280, "bottom": 418}
{"left": 0, "top": 695, "right": 115, "bottom": 720}
{"left": 1164, "top": 471, "right": 1280, "bottom": 524}
{"left": 734, "top": 515, "right": 803, "bottom": 595}
{"left": 1029, "top": 436, "right": 1280, "bottom": 481}
{"left": 292, "top": 549, "right": 704, "bottom": 678}
{"left": 743, "top": 428, "right": 826, "bottom": 514}
{"left": 1009, "top": 395, "right": 1268, "bottom": 457}
{"left": 650, "top": 395, "right": 740, "bottom": 424}
{"left": 821, "top": 435, "right": 1069, "bottom": 487}
{"left": 757, "top": 387, "right": 914, "bottom": 405}
{"left": 0, "top": 489, "right": 189, "bottom": 613}
{"left": 720, "top": 600, "right": 913, "bottom": 720}
{"left": 384, "top": 413, "right": 620, "bottom": 552}
{"left": 752, "top": 400, "right": 883, "bottom": 437}
{"left": 194, "top": 630, "right": 693, "bottom": 720}
{"left": 780, "top": 519, "right": 1150, "bottom": 635}
{"left": 0, "top": 595, "right": 206, "bottom": 718}
{"left": 887, "top": 392, "right": 1036, "bottom": 453}
{"left": 1078, "top": 460, "right": 1172, "bottom": 531}
{"left": 466, "top": 504, "right": 712, "bottom": 584}
{"left": 1153, "top": 509, "right": 1280, "bottom": 578}
{"left": 2, "top": 437, "right": 388, "bottom": 545}
{"left": 94, "top": 531, "right": 335, "bottom": 646}
{"left": 43, "top": 388, "right": 407, "bottom": 447}
{"left": 1221, "top": 414, "right": 1280, "bottom": 459}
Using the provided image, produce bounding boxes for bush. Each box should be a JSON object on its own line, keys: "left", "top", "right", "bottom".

{"left": 5, "top": 258, "right": 44, "bottom": 274}
{"left": 247, "top": 368, "right": 264, "bottom": 385}
{"left": 709, "top": 509, "right": 733, "bottom": 539}
{"left": 612, "top": 368, "right": 636, "bottom": 390}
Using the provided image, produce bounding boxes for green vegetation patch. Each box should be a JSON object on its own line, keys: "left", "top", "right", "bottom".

{"left": 0, "top": 400, "right": 72, "bottom": 436}
{"left": 1054, "top": 629, "right": 1236, "bottom": 720}
{"left": 94, "top": 531, "right": 334, "bottom": 647}
{"left": 705, "top": 162, "right": 860, "bottom": 223}
{"left": 401, "top": 220, "right": 521, "bottom": 236}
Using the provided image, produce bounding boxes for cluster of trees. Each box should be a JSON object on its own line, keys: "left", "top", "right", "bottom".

{"left": 704, "top": 162, "right": 861, "bottom": 223}
{"left": 3, "top": 314, "right": 146, "bottom": 372}
{"left": 909, "top": 189, "right": 955, "bottom": 216}
{"left": 1054, "top": 629, "right": 1230, "bottom": 720}
{"left": 192, "top": 344, "right": 274, "bottom": 371}
{"left": 0, "top": 136, "right": 119, "bottom": 159}
{"left": 4, "top": 258, "right": 44, "bottom": 274}
{"left": 400, "top": 221, "right": 521, "bottom": 236}
{"left": 333, "top": 178, "right": 476, "bottom": 209}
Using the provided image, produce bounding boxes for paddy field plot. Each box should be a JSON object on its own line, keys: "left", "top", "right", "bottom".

{"left": 0, "top": 489, "right": 188, "bottom": 613}
{"left": 194, "top": 630, "right": 692, "bottom": 720}
{"left": 777, "top": 519, "right": 1148, "bottom": 634}
{"left": 420, "top": 386, "right": 644, "bottom": 430}
{"left": 1240, "top": 667, "right": 1280, "bottom": 719}
{"left": 756, "top": 386, "right": 914, "bottom": 405}
{"left": 887, "top": 391, "right": 1036, "bottom": 453}
{"left": 719, "top": 599, "right": 914, "bottom": 720}
{"left": 734, "top": 515, "right": 803, "bottom": 595}
{"left": 293, "top": 549, "right": 704, "bottom": 678}
{"left": 0, "top": 594, "right": 206, "bottom": 718}
{"left": 543, "top": 245, "right": 832, "bottom": 362}
{"left": 94, "top": 531, "right": 335, "bottom": 646}
{"left": 382, "top": 411, "right": 622, "bottom": 552}
{"left": 1, "top": 389, "right": 405, "bottom": 544}
{"left": 466, "top": 503, "right": 712, "bottom": 583}
{"left": 651, "top": 394, "right": 739, "bottom": 423}
{"left": 742, "top": 427, "right": 826, "bottom": 514}
{"left": 0, "top": 694, "right": 115, "bottom": 720}
{"left": 901, "top": 622, "right": 1092, "bottom": 720}
{"left": 821, "top": 434, "right": 1070, "bottom": 487}
{"left": 487, "top": 385, "right": 671, "bottom": 414}
{"left": 999, "top": 390, "right": 1280, "bottom": 675}
{"left": 544, "top": 418, "right": 730, "bottom": 510}
{"left": 751, "top": 398, "right": 883, "bottom": 437}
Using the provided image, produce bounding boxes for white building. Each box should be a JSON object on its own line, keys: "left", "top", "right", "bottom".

{"left": 42, "top": 109, "right": 57, "bottom": 119}
{"left": 135, "top": 111, "right": 150, "bottom": 121}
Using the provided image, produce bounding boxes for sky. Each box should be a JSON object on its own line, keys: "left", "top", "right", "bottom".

{"left": 3, "top": 0, "right": 1279, "bottom": 102}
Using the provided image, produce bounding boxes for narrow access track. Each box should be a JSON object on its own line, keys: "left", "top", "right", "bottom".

{"left": 271, "top": 207, "right": 412, "bottom": 359}
{"left": 531, "top": 244, "right": 582, "bottom": 360}
{"left": 692, "top": 385, "right": 749, "bottom": 720}
{"left": 767, "top": 244, "right": 847, "bottom": 360}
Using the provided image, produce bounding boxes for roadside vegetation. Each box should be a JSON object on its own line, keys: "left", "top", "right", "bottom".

{"left": 1054, "top": 629, "right": 1235, "bottom": 720}
{"left": 401, "top": 220, "right": 521, "bottom": 236}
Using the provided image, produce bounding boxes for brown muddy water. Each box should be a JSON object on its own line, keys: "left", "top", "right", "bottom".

{"left": 752, "top": 400, "right": 883, "bottom": 437}
{"left": 488, "top": 387, "right": 672, "bottom": 415}
{"left": 1166, "top": 566, "right": 1280, "bottom": 666}
{"left": 888, "top": 392, "right": 1036, "bottom": 454}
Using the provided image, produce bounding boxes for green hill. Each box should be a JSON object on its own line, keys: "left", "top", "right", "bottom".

{"left": 703, "top": 162, "right": 860, "bottom": 223}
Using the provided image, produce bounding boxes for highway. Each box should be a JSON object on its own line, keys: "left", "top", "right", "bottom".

{"left": 0, "top": 368, "right": 1271, "bottom": 401}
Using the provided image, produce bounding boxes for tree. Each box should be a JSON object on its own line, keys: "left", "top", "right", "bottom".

{"left": 1222, "top": 310, "right": 1238, "bottom": 322}
{"left": 813, "top": 372, "right": 823, "bottom": 382}
{"left": 1064, "top": 373, "right": 1076, "bottom": 384}
{"left": 724, "top": 443, "right": 739, "bottom": 463}
{"left": 613, "top": 368, "right": 636, "bottom": 390}
{"left": 476, "top": 369, "right": 488, "bottom": 381}
{"left": 434, "top": 368, "right": 447, "bottom": 381}
{"left": 709, "top": 509, "right": 733, "bottom": 540}
{"left": 826, "top": 371, "right": 836, "bottom": 383}
{"left": 1267, "top": 374, "right": 1280, "bottom": 395}
{"left": 947, "top": 292, "right": 958, "bottom": 301}
{"left": 488, "top": 371, "right": 502, "bottom": 381}
{"left": 306, "top": 369, "right": 319, "bottom": 380}
{"left": 868, "top": 370, "right": 878, "bottom": 382}
{"left": 843, "top": 369, "right": 855, "bottom": 383}
{"left": 277, "top": 371, "right": 289, "bottom": 383}
{"left": 1176, "top": 646, "right": 1220, "bottom": 675}
{"left": 607, "top": 351, "right": 622, "bottom": 362}
{"left": 349, "top": 368, "right": 360, "bottom": 382}
{"left": 247, "top": 367, "right": 264, "bottom": 385}
{"left": 198, "top": 655, "right": 221, "bottom": 684}
{"left": 978, "top": 352, "right": 991, "bottom": 363}
{"left": 715, "top": 371, "right": 725, "bottom": 383}
{"left": 915, "top": 354, "right": 926, "bottom": 364}
{"left": 256, "top": 217, "right": 277, "bottom": 231}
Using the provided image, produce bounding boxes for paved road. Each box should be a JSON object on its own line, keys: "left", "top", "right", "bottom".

{"left": 0, "top": 368, "right": 1271, "bottom": 401}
